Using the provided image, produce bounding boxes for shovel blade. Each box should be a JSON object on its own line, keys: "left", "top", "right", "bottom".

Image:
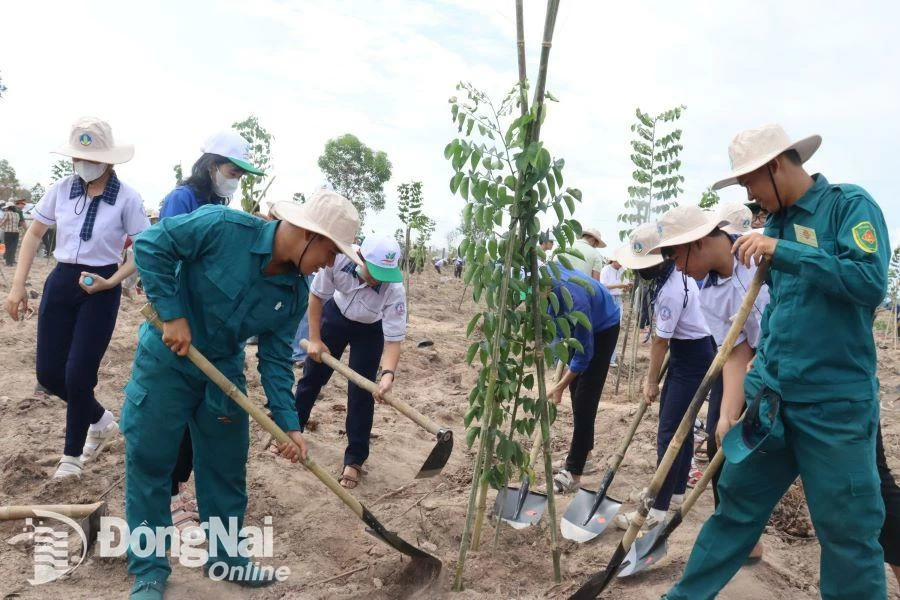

{"left": 617, "top": 521, "right": 668, "bottom": 578}
{"left": 494, "top": 485, "right": 548, "bottom": 529}
{"left": 560, "top": 489, "right": 622, "bottom": 543}
{"left": 362, "top": 507, "right": 442, "bottom": 570}
{"left": 414, "top": 429, "right": 453, "bottom": 479}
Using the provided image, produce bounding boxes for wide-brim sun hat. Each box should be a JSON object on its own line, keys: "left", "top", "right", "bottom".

{"left": 653, "top": 205, "right": 729, "bottom": 250}
{"left": 718, "top": 201, "right": 753, "bottom": 236}
{"left": 712, "top": 124, "right": 821, "bottom": 190}
{"left": 613, "top": 223, "right": 664, "bottom": 270}
{"left": 201, "top": 129, "right": 266, "bottom": 176}
{"left": 583, "top": 228, "right": 607, "bottom": 248}
{"left": 270, "top": 191, "right": 361, "bottom": 266}
{"left": 360, "top": 235, "right": 403, "bottom": 283}
{"left": 52, "top": 116, "right": 134, "bottom": 164}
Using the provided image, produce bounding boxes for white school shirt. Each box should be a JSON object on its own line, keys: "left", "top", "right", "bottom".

{"left": 599, "top": 264, "right": 629, "bottom": 296}
{"left": 699, "top": 256, "right": 771, "bottom": 349}
{"left": 654, "top": 268, "right": 711, "bottom": 340}
{"left": 566, "top": 239, "right": 603, "bottom": 278}
{"left": 32, "top": 174, "right": 149, "bottom": 266}
{"left": 311, "top": 254, "right": 407, "bottom": 342}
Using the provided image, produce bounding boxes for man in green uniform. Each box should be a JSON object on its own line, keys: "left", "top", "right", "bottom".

{"left": 122, "top": 191, "right": 360, "bottom": 600}
{"left": 663, "top": 124, "right": 889, "bottom": 600}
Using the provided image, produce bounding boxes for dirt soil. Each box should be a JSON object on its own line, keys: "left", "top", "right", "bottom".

{"left": 1, "top": 260, "right": 898, "bottom": 599}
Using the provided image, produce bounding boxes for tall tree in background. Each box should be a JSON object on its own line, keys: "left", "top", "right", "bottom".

{"left": 317, "top": 133, "right": 392, "bottom": 223}
{"left": 0, "top": 159, "right": 30, "bottom": 201}
{"left": 618, "top": 105, "right": 686, "bottom": 240}
{"left": 698, "top": 186, "right": 720, "bottom": 209}
{"left": 173, "top": 163, "right": 184, "bottom": 186}
{"left": 232, "top": 115, "right": 274, "bottom": 213}
{"left": 397, "top": 181, "right": 426, "bottom": 295}
{"left": 50, "top": 159, "right": 74, "bottom": 183}
{"left": 30, "top": 183, "right": 46, "bottom": 202}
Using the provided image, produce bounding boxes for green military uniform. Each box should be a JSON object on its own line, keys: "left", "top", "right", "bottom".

{"left": 122, "top": 205, "right": 307, "bottom": 584}
{"left": 665, "top": 175, "right": 889, "bottom": 600}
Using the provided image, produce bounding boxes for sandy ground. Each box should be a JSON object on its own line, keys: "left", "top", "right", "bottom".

{"left": 0, "top": 258, "right": 898, "bottom": 600}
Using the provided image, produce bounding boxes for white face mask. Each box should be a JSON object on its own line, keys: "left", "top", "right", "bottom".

{"left": 73, "top": 160, "right": 108, "bottom": 183}
{"left": 212, "top": 167, "right": 240, "bottom": 198}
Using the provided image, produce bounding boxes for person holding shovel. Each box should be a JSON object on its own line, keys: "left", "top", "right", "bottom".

{"left": 613, "top": 222, "right": 715, "bottom": 531}
{"left": 122, "top": 191, "right": 360, "bottom": 599}
{"left": 544, "top": 261, "right": 621, "bottom": 494}
{"left": 157, "top": 129, "right": 267, "bottom": 544}
{"left": 662, "top": 125, "right": 890, "bottom": 600}
{"left": 652, "top": 201, "right": 769, "bottom": 562}
{"left": 4, "top": 117, "right": 149, "bottom": 479}
{"left": 295, "top": 234, "right": 406, "bottom": 489}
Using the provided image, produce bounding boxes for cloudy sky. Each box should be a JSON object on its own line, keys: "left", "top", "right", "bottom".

{"left": 1, "top": 0, "right": 898, "bottom": 254}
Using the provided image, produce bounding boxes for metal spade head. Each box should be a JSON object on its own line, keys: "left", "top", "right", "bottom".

{"left": 494, "top": 476, "right": 548, "bottom": 529}
{"left": 362, "top": 507, "right": 442, "bottom": 572}
{"left": 617, "top": 520, "right": 668, "bottom": 578}
{"left": 414, "top": 428, "right": 453, "bottom": 478}
{"left": 560, "top": 488, "right": 623, "bottom": 543}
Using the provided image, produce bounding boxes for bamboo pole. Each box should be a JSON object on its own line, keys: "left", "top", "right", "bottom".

{"left": 613, "top": 290, "right": 634, "bottom": 394}
{"left": 626, "top": 281, "right": 644, "bottom": 401}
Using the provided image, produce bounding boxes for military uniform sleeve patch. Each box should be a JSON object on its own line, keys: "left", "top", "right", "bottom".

{"left": 851, "top": 221, "right": 878, "bottom": 253}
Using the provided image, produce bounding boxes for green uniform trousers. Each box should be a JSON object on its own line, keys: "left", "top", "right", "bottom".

{"left": 121, "top": 337, "right": 250, "bottom": 583}
{"left": 665, "top": 395, "right": 885, "bottom": 600}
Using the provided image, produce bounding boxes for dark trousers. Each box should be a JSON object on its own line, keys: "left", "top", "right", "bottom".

{"left": 454, "top": 264, "right": 463, "bottom": 278}
{"left": 171, "top": 431, "right": 193, "bottom": 495}
{"left": 4, "top": 231, "right": 19, "bottom": 265}
{"left": 654, "top": 336, "right": 715, "bottom": 510}
{"left": 36, "top": 263, "right": 120, "bottom": 457}
{"left": 877, "top": 423, "right": 900, "bottom": 565}
{"left": 565, "top": 324, "right": 620, "bottom": 476}
{"left": 295, "top": 299, "right": 384, "bottom": 467}
{"left": 706, "top": 338, "right": 724, "bottom": 506}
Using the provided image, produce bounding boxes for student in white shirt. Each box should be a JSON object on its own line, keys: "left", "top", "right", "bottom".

{"left": 296, "top": 235, "right": 407, "bottom": 489}
{"left": 3, "top": 117, "right": 150, "bottom": 479}
{"left": 613, "top": 222, "right": 715, "bottom": 530}
{"left": 599, "top": 258, "right": 632, "bottom": 366}
{"left": 566, "top": 228, "right": 606, "bottom": 280}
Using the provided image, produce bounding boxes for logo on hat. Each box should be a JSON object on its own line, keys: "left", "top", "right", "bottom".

{"left": 656, "top": 223, "right": 663, "bottom": 235}
{"left": 79, "top": 133, "right": 92, "bottom": 146}
{"left": 384, "top": 251, "right": 396, "bottom": 263}
{"left": 743, "top": 218, "right": 751, "bottom": 229}
{"left": 632, "top": 241, "right": 644, "bottom": 253}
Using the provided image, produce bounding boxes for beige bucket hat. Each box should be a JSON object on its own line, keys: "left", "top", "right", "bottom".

{"left": 712, "top": 124, "right": 820, "bottom": 190}
{"left": 717, "top": 201, "right": 753, "bottom": 236}
{"left": 270, "top": 191, "right": 361, "bottom": 265}
{"left": 583, "top": 228, "right": 606, "bottom": 248}
{"left": 654, "top": 205, "right": 729, "bottom": 249}
{"left": 613, "top": 223, "right": 664, "bottom": 270}
{"left": 53, "top": 116, "right": 134, "bottom": 164}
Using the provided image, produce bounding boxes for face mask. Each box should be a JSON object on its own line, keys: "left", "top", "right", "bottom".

{"left": 212, "top": 167, "right": 240, "bottom": 197}
{"left": 73, "top": 160, "right": 107, "bottom": 183}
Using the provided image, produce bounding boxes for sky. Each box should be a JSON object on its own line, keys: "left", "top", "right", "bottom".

{"left": 1, "top": 0, "right": 898, "bottom": 256}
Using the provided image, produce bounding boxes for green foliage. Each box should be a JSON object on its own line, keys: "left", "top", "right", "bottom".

{"left": 447, "top": 81, "right": 583, "bottom": 488}
{"left": 618, "top": 105, "right": 686, "bottom": 240}
{"left": 173, "top": 163, "right": 184, "bottom": 186}
{"left": 232, "top": 115, "right": 273, "bottom": 213}
{"left": 888, "top": 246, "right": 900, "bottom": 302}
{"left": 698, "top": 186, "right": 720, "bottom": 209}
{"left": 317, "top": 133, "right": 392, "bottom": 223}
{"left": 30, "top": 183, "right": 46, "bottom": 203}
{"left": 0, "top": 159, "right": 30, "bottom": 202}
{"left": 50, "top": 159, "right": 73, "bottom": 183}
{"left": 292, "top": 192, "right": 306, "bottom": 203}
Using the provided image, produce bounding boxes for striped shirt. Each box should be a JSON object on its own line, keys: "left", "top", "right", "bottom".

{"left": 0, "top": 210, "right": 20, "bottom": 233}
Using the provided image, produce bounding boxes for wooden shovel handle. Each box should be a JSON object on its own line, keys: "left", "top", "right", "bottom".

{"left": 140, "top": 305, "right": 366, "bottom": 520}
{"left": 300, "top": 339, "right": 441, "bottom": 436}
{"left": 0, "top": 502, "right": 106, "bottom": 521}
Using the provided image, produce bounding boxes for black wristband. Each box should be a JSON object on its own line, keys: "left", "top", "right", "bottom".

{"left": 381, "top": 369, "right": 395, "bottom": 379}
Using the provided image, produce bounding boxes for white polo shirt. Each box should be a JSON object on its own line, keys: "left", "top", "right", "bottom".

{"left": 32, "top": 174, "right": 149, "bottom": 266}
{"left": 654, "top": 268, "right": 711, "bottom": 340}
{"left": 599, "top": 264, "right": 629, "bottom": 296}
{"left": 566, "top": 238, "right": 604, "bottom": 277}
{"left": 311, "top": 254, "right": 407, "bottom": 342}
{"left": 699, "top": 256, "right": 770, "bottom": 349}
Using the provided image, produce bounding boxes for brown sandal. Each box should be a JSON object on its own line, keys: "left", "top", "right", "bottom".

{"left": 339, "top": 464, "right": 363, "bottom": 489}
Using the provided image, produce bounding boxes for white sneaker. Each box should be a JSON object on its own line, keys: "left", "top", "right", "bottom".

{"left": 552, "top": 455, "right": 599, "bottom": 475}
{"left": 614, "top": 510, "right": 661, "bottom": 531}
{"left": 80, "top": 421, "right": 119, "bottom": 462}
{"left": 53, "top": 456, "right": 83, "bottom": 479}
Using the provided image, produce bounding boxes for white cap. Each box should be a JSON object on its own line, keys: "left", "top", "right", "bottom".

{"left": 360, "top": 235, "right": 403, "bottom": 283}
{"left": 200, "top": 130, "right": 265, "bottom": 175}
{"left": 613, "top": 223, "right": 664, "bottom": 270}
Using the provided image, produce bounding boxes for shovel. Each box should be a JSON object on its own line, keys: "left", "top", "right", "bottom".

{"left": 617, "top": 446, "right": 725, "bottom": 577}
{"left": 299, "top": 338, "right": 452, "bottom": 478}
{"left": 142, "top": 306, "right": 441, "bottom": 571}
{"left": 568, "top": 261, "right": 769, "bottom": 600}
{"left": 560, "top": 355, "right": 669, "bottom": 543}
{"left": 492, "top": 362, "right": 566, "bottom": 529}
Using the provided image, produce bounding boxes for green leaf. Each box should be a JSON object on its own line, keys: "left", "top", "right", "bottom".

{"left": 566, "top": 337, "right": 585, "bottom": 355}
{"left": 553, "top": 201, "right": 564, "bottom": 223}
{"left": 444, "top": 141, "right": 455, "bottom": 160}
{"left": 554, "top": 342, "right": 569, "bottom": 364}
{"left": 450, "top": 172, "right": 464, "bottom": 194}
{"left": 466, "top": 426, "right": 480, "bottom": 448}
{"left": 560, "top": 286, "right": 574, "bottom": 311}
{"left": 460, "top": 176, "right": 469, "bottom": 200}
{"left": 553, "top": 166, "right": 563, "bottom": 188}
{"left": 566, "top": 187, "right": 583, "bottom": 201}
{"left": 556, "top": 253, "right": 573, "bottom": 270}
{"left": 570, "top": 310, "right": 591, "bottom": 331}
{"left": 556, "top": 316, "right": 571, "bottom": 338}
{"left": 465, "top": 341, "right": 479, "bottom": 365}
{"left": 523, "top": 373, "right": 535, "bottom": 390}
{"left": 548, "top": 291, "right": 560, "bottom": 315}
{"left": 466, "top": 313, "right": 482, "bottom": 337}
{"left": 564, "top": 194, "right": 575, "bottom": 214}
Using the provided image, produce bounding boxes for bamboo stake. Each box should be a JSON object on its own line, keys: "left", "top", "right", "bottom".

{"left": 613, "top": 290, "right": 634, "bottom": 394}
{"left": 626, "top": 281, "right": 644, "bottom": 401}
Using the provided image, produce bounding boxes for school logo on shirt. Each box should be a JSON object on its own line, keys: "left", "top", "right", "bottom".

{"left": 79, "top": 133, "right": 92, "bottom": 146}
{"left": 851, "top": 221, "right": 877, "bottom": 253}
{"left": 396, "top": 302, "right": 405, "bottom": 315}
{"left": 659, "top": 306, "right": 672, "bottom": 321}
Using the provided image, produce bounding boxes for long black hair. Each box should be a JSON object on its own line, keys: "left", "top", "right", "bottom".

{"left": 183, "top": 153, "right": 231, "bottom": 204}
